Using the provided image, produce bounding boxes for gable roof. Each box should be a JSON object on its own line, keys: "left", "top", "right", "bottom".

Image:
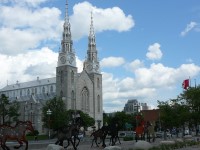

{"left": 1, "top": 77, "right": 56, "bottom": 92}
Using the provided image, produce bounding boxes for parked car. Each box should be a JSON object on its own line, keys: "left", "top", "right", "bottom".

{"left": 78, "top": 133, "right": 84, "bottom": 139}
{"left": 156, "top": 130, "right": 171, "bottom": 138}
{"left": 184, "top": 128, "right": 189, "bottom": 135}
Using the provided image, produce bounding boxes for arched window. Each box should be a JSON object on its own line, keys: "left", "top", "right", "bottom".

{"left": 60, "top": 71, "right": 63, "bottom": 83}
{"left": 60, "top": 91, "right": 63, "bottom": 98}
{"left": 97, "top": 95, "right": 100, "bottom": 113}
{"left": 50, "top": 85, "right": 53, "bottom": 93}
{"left": 42, "top": 87, "right": 45, "bottom": 93}
{"left": 97, "top": 78, "right": 100, "bottom": 88}
{"left": 35, "top": 88, "right": 37, "bottom": 94}
{"left": 71, "top": 71, "right": 74, "bottom": 84}
{"left": 81, "top": 87, "right": 89, "bottom": 112}
{"left": 71, "top": 91, "right": 75, "bottom": 110}
{"left": 27, "top": 89, "right": 30, "bottom": 95}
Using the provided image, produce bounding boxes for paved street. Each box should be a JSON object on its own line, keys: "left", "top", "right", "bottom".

{"left": 6, "top": 136, "right": 200, "bottom": 150}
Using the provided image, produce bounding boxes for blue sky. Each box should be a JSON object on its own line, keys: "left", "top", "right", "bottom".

{"left": 0, "top": 0, "right": 200, "bottom": 112}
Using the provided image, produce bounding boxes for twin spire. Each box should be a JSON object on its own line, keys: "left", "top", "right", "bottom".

{"left": 65, "top": 0, "right": 70, "bottom": 26}
{"left": 59, "top": 0, "right": 99, "bottom": 72}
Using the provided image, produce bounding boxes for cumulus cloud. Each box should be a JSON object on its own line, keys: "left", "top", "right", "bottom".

{"left": 0, "top": 1, "right": 134, "bottom": 55}
{"left": 70, "top": 1, "right": 134, "bottom": 39}
{"left": 0, "top": 4, "right": 62, "bottom": 55}
{"left": 102, "top": 62, "right": 200, "bottom": 112}
{"left": 101, "top": 57, "right": 125, "bottom": 68}
{"left": 146, "top": 43, "right": 163, "bottom": 60}
{"left": 126, "top": 59, "right": 144, "bottom": 73}
{"left": 0, "top": 47, "right": 84, "bottom": 88}
{"left": 1, "top": 0, "right": 48, "bottom": 7}
{"left": 181, "top": 21, "right": 198, "bottom": 36}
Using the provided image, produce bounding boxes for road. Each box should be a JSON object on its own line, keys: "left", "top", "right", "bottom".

{"left": 6, "top": 136, "right": 200, "bottom": 150}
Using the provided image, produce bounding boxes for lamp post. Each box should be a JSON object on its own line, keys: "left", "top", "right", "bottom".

{"left": 46, "top": 108, "right": 52, "bottom": 139}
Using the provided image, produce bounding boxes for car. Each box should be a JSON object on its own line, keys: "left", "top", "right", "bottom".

{"left": 156, "top": 130, "right": 171, "bottom": 138}
{"left": 78, "top": 133, "right": 84, "bottom": 140}
{"left": 184, "top": 128, "right": 189, "bottom": 135}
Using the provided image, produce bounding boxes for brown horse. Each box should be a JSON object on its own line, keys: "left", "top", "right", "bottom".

{"left": 0, "top": 121, "right": 34, "bottom": 150}
{"left": 146, "top": 121, "right": 156, "bottom": 142}
{"left": 55, "top": 124, "right": 80, "bottom": 150}
{"left": 90, "top": 129, "right": 104, "bottom": 147}
{"left": 135, "top": 120, "right": 145, "bottom": 142}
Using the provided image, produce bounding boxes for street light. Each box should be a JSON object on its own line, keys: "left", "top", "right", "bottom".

{"left": 46, "top": 108, "right": 52, "bottom": 139}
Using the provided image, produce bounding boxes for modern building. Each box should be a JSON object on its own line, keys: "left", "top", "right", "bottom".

{"left": 124, "top": 99, "right": 150, "bottom": 114}
{"left": 0, "top": 1, "right": 103, "bottom": 134}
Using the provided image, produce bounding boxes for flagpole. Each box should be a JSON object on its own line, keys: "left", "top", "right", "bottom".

{"left": 189, "top": 76, "right": 191, "bottom": 87}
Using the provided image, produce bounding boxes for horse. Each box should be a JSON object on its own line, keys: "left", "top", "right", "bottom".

{"left": 90, "top": 128, "right": 104, "bottom": 147}
{"left": 55, "top": 124, "right": 79, "bottom": 150}
{"left": 146, "top": 121, "right": 155, "bottom": 142}
{"left": 107, "top": 124, "right": 121, "bottom": 146}
{"left": 55, "top": 117, "right": 83, "bottom": 150}
{"left": 0, "top": 121, "right": 34, "bottom": 150}
{"left": 135, "top": 120, "right": 145, "bottom": 142}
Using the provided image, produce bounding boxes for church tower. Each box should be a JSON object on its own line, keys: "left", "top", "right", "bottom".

{"left": 82, "top": 12, "right": 103, "bottom": 127}
{"left": 83, "top": 12, "right": 100, "bottom": 73}
{"left": 56, "top": 0, "right": 77, "bottom": 109}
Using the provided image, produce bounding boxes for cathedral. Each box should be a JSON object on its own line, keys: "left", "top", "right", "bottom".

{"left": 0, "top": 1, "right": 103, "bottom": 134}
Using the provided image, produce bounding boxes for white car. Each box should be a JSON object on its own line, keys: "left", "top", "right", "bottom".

{"left": 78, "top": 133, "right": 84, "bottom": 140}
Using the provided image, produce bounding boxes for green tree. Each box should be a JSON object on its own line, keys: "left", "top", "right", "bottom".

{"left": 42, "top": 97, "right": 95, "bottom": 131}
{"left": 0, "top": 94, "right": 20, "bottom": 125}
{"left": 104, "top": 111, "right": 134, "bottom": 130}
{"left": 178, "top": 86, "right": 200, "bottom": 132}
{"left": 66, "top": 109, "right": 95, "bottom": 128}
{"left": 42, "top": 97, "right": 69, "bottom": 130}
{"left": 157, "top": 99, "right": 189, "bottom": 129}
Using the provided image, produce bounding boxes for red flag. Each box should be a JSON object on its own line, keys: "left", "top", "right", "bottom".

{"left": 182, "top": 79, "right": 189, "bottom": 89}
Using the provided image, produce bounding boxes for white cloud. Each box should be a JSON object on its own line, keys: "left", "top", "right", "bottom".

{"left": 0, "top": 5, "right": 62, "bottom": 55}
{"left": 146, "top": 43, "right": 163, "bottom": 60}
{"left": 1, "top": 0, "right": 48, "bottom": 7}
{"left": 181, "top": 21, "right": 198, "bottom": 36}
{"left": 102, "top": 62, "right": 200, "bottom": 112}
{"left": 0, "top": 1, "right": 134, "bottom": 55}
{"left": 126, "top": 59, "right": 144, "bottom": 73}
{"left": 0, "top": 47, "right": 84, "bottom": 88}
{"left": 0, "top": 47, "right": 57, "bottom": 88}
{"left": 101, "top": 57, "right": 125, "bottom": 68}
{"left": 70, "top": 1, "right": 134, "bottom": 39}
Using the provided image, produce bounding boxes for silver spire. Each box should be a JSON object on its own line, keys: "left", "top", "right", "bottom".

{"left": 65, "top": 0, "right": 69, "bottom": 25}
{"left": 90, "top": 11, "right": 95, "bottom": 36}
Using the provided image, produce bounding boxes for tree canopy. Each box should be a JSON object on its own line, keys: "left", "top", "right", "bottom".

{"left": 0, "top": 94, "right": 20, "bottom": 125}
{"left": 157, "top": 85, "right": 200, "bottom": 131}
{"left": 42, "top": 97, "right": 95, "bottom": 131}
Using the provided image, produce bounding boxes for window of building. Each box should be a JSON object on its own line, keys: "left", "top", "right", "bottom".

{"left": 60, "top": 71, "right": 63, "bottom": 83}
{"left": 31, "top": 88, "right": 34, "bottom": 95}
{"left": 27, "top": 89, "right": 30, "bottom": 95}
{"left": 60, "top": 91, "right": 63, "bottom": 98}
{"left": 71, "top": 90, "right": 75, "bottom": 109}
{"left": 42, "top": 87, "right": 45, "bottom": 93}
{"left": 20, "top": 90, "right": 22, "bottom": 96}
{"left": 50, "top": 85, "right": 53, "bottom": 93}
{"left": 35, "top": 88, "right": 37, "bottom": 94}
{"left": 97, "top": 95, "right": 100, "bottom": 113}
{"left": 81, "top": 87, "right": 89, "bottom": 112}
{"left": 97, "top": 78, "right": 100, "bottom": 88}
{"left": 71, "top": 71, "right": 74, "bottom": 84}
